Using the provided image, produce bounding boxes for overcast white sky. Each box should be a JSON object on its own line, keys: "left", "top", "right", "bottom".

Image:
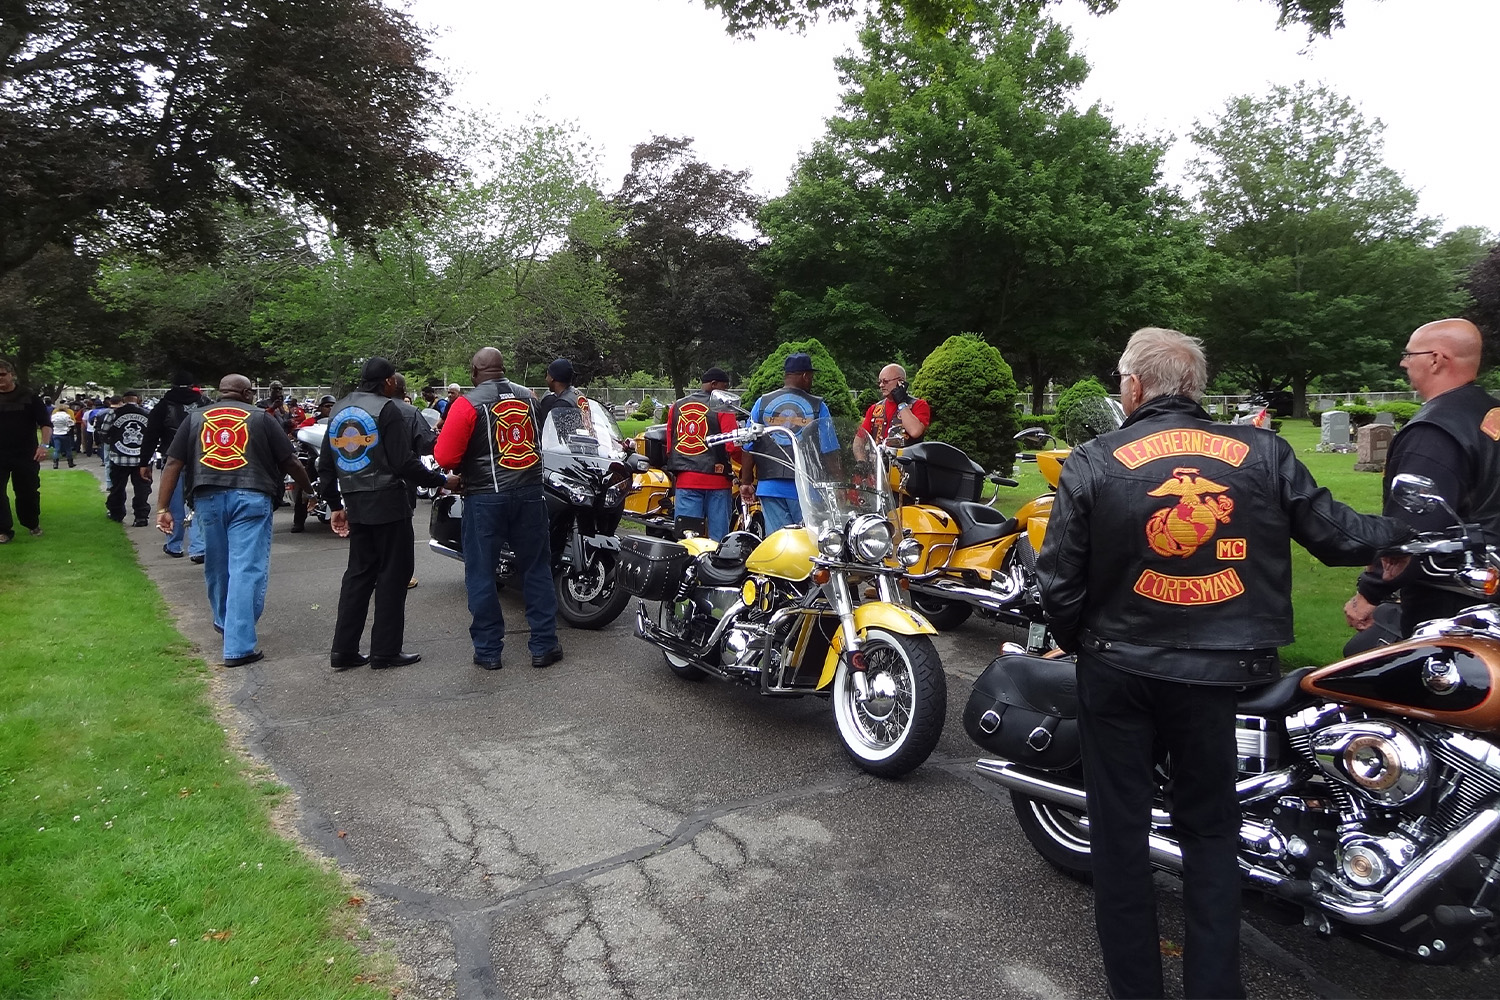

{"left": 413, "top": 0, "right": 1498, "bottom": 235}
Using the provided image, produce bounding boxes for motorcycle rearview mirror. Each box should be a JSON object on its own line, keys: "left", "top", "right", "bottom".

{"left": 1391, "top": 474, "right": 1454, "bottom": 518}
{"left": 710, "top": 389, "right": 748, "bottom": 416}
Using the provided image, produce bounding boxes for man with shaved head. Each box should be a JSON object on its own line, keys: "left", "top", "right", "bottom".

{"left": 1346, "top": 318, "right": 1500, "bottom": 638}
{"left": 433, "top": 348, "right": 561, "bottom": 671}
{"left": 155, "top": 374, "right": 315, "bottom": 667}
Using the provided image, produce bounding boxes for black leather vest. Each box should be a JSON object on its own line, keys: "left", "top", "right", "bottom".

{"left": 753, "top": 386, "right": 823, "bottom": 481}
{"left": 327, "top": 391, "right": 399, "bottom": 494}
{"left": 666, "top": 390, "right": 730, "bottom": 477}
{"left": 186, "top": 401, "right": 279, "bottom": 496}
{"left": 1393, "top": 382, "right": 1500, "bottom": 537}
{"left": 461, "top": 379, "right": 543, "bottom": 494}
{"left": 104, "top": 404, "right": 150, "bottom": 465}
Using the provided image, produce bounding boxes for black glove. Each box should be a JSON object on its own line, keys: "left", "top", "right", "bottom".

{"left": 888, "top": 382, "right": 910, "bottom": 406}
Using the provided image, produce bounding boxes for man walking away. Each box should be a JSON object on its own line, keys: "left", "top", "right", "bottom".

{"left": 154, "top": 374, "right": 315, "bottom": 667}
{"left": 101, "top": 390, "right": 152, "bottom": 526}
{"left": 142, "top": 373, "right": 204, "bottom": 558}
{"left": 320, "top": 359, "right": 454, "bottom": 671}
{"left": 665, "top": 366, "right": 739, "bottom": 539}
{"left": 0, "top": 360, "right": 50, "bottom": 542}
{"left": 1037, "top": 327, "right": 1411, "bottom": 999}
{"left": 434, "top": 347, "right": 562, "bottom": 671}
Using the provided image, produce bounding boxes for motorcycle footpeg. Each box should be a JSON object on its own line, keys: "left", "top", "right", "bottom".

{"left": 1272, "top": 879, "right": 1317, "bottom": 902}
{"left": 1433, "top": 904, "right": 1493, "bottom": 928}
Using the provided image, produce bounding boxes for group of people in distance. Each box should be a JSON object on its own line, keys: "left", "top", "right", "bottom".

{"left": 3, "top": 315, "right": 1498, "bottom": 998}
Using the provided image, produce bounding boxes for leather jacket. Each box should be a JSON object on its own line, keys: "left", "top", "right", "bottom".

{"left": 1038, "top": 395, "right": 1412, "bottom": 685}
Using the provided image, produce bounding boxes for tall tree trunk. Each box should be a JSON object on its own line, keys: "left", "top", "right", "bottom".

{"left": 1028, "top": 354, "right": 1046, "bottom": 416}
{"left": 1291, "top": 370, "right": 1309, "bottom": 419}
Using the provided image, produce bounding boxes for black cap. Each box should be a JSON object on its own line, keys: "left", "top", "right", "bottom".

{"left": 123, "top": 389, "right": 141, "bottom": 399}
{"left": 701, "top": 366, "right": 729, "bottom": 384}
{"left": 784, "top": 352, "right": 813, "bottom": 373}
{"left": 360, "top": 357, "right": 395, "bottom": 382}
{"left": 318, "top": 394, "right": 336, "bottom": 406}
{"left": 171, "top": 370, "right": 194, "bottom": 387}
{"left": 547, "top": 358, "right": 574, "bottom": 382}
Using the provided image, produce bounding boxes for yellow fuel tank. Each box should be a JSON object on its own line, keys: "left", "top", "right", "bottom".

{"left": 745, "top": 526, "right": 817, "bottom": 581}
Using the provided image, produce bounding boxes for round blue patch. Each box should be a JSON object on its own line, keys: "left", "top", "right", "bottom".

{"left": 329, "top": 406, "right": 379, "bottom": 473}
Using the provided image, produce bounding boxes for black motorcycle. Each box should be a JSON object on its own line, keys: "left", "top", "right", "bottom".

{"left": 428, "top": 398, "right": 643, "bottom": 629}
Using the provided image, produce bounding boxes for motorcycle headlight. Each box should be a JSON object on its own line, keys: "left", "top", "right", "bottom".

{"left": 849, "top": 514, "right": 894, "bottom": 563}
{"left": 896, "top": 537, "right": 923, "bottom": 568}
{"left": 603, "top": 486, "right": 623, "bottom": 507}
{"left": 817, "top": 527, "right": 845, "bottom": 558}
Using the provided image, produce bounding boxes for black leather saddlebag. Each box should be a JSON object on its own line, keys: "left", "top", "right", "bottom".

{"left": 962, "top": 653, "right": 1080, "bottom": 770}
{"left": 619, "top": 533, "right": 692, "bottom": 600}
{"left": 430, "top": 494, "right": 463, "bottom": 553}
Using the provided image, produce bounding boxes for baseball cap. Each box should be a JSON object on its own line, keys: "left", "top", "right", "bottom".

{"left": 547, "top": 358, "right": 574, "bottom": 382}
{"left": 784, "top": 353, "right": 813, "bottom": 373}
{"left": 360, "top": 357, "right": 395, "bottom": 381}
{"left": 701, "top": 366, "right": 730, "bottom": 384}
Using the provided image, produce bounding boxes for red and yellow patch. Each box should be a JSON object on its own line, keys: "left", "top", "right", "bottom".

{"left": 673, "top": 401, "right": 710, "bottom": 456}
{"left": 492, "top": 399, "right": 539, "bottom": 470}
{"left": 1133, "top": 568, "right": 1245, "bottom": 605}
{"left": 1216, "top": 538, "right": 1247, "bottom": 560}
{"left": 199, "top": 407, "right": 250, "bottom": 471}
{"left": 1113, "top": 429, "right": 1249, "bottom": 470}
{"left": 1480, "top": 407, "right": 1500, "bottom": 442}
{"left": 1143, "top": 467, "right": 1234, "bottom": 559}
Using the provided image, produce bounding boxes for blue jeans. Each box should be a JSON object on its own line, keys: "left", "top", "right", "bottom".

{"left": 673, "top": 487, "right": 731, "bottom": 540}
{"left": 461, "top": 487, "right": 558, "bottom": 661}
{"left": 164, "top": 476, "right": 205, "bottom": 557}
{"left": 51, "top": 433, "right": 75, "bottom": 466}
{"left": 195, "top": 489, "right": 274, "bottom": 660}
{"left": 759, "top": 495, "right": 802, "bottom": 535}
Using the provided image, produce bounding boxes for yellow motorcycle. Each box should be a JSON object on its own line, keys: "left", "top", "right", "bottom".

{"left": 621, "top": 414, "right": 946, "bottom": 777}
{"left": 624, "top": 425, "right": 675, "bottom": 537}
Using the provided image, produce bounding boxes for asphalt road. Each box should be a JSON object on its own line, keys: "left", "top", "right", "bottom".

{"left": 121, "top": 495, "right": 1495, "bottom": 1000}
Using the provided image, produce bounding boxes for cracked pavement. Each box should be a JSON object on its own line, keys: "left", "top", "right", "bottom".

{"left": 125, "top": 506, "right": 1495, "bottom": 1000}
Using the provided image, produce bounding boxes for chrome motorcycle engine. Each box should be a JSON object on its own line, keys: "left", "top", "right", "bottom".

{"left": 1309, "top": 719, "right": 1430, "bottom": 808}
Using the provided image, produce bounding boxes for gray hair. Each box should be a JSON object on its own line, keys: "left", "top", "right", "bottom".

{"left": 1118, "top": 327, "right": 1207, "bottom": 402}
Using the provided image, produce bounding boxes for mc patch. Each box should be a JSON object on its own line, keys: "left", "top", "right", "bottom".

{"left": 673, "top": 401, "right": 710, "bottom": 457}
{"left": 1481, "top": 408, "right": 1500, "bottom": 442}
{"left": 329, "top": 406, "right": 380, "bottom": 473}
{"left": 1216, "top": 538, "right": 1247, "bottom": 560}
{"left": 492, "top": 398, "right": 539, "bottom": 470}
{"left": 199, "top": 407, "right": 251, "bottom": 471}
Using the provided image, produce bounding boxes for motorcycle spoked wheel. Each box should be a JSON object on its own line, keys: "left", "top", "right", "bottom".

{"left": 1010, "top": 788, "right": 1092, "bottom": 881}
{"left": 658, "top": 599, "right": 706, "bottom": 680}
{"left": 908, "top": 592, "right": 972, "bottom": 631}
{"left": 831, "top": 628, "right": 946, "bottom": 778}
{"left": 554, "top": 550, "right": 630, "bottom": 629}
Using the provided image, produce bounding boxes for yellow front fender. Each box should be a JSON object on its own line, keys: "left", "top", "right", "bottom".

{"left": 818, "top": 602, "right": 938, "bottom": 689}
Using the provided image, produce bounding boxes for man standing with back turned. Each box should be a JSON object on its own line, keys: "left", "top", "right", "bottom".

{"left": 1345, "top": 317, "right": 1500, "bottom": 639}
{"left": 434, "top": 348, "right": 562, "bottom": 671}
{"left": 155, "top": 374, "right": 315, "bottom": 667}
{"left": 320, "top": 359, "right": 454, "bottom": 671}
{"left": 1037, "top": 327, "right": 1411, "bottom": 999}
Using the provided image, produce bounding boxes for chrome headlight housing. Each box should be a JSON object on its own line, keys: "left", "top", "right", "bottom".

{"left": 849, "top": 513, "right": 894, "bottom": 563}
{"left": 896, "top": 537, "right": 923, "bottom": 568}
{"left": 817, "top": 527, "right": 845, "bottom": 558}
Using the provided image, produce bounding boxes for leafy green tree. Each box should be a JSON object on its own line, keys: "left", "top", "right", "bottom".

{"left": 1189, "top": 83, "right": 1473, "bottom": 414}
{"left": 1054, "top": 376, "right": 1110, "bottom": 444}
{"left": 758, "top": 5, "right": 1204, "bottom": 413}
{"left": 742, "top": 338, "right": 860, "bottom": 425}
{"left": 0, "top": 242, "right": 124, "bottom": 387}
{"left": 909, "top": 334, "right": 1020, "bottom": 475}
{"left": 1, "top": 0, "right": 447, "bottom": 279}
{"left": 609, "top": 136, "right": 772, "bottom": 397}
{"left": 1464, "top": 239, "right": 1500, "bottom": 369}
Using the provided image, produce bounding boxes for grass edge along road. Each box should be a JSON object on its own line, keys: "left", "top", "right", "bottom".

{"left": 0, "top": 473, "right": 396, "bottom": 999}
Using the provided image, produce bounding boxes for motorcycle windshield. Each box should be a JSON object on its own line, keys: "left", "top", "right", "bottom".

{"left": 766, "top": 416, "right": 888, "bottom": 542}
{"left": 1063, "top": 397, "right": 1126, "bottom": 445}
{"left": 540, "top": 397, "right": 628, "bottom": 468}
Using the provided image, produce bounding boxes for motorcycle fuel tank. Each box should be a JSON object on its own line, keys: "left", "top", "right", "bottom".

{"left": 745, "top": 527, "right": 817, "bottom": 582}
{"left": 1302, "top": 635, "right": 1500, "bottom": 733}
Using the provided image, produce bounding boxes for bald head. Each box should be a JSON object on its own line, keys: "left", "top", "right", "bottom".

{"left": 1403, "top": 318, "right": 1483, "bottom": 400}
{"left": 219, "top": 374, "right": 253, "bottom": 402}
{"left": 471, "top": 347, "right": 506, "bottom": 385}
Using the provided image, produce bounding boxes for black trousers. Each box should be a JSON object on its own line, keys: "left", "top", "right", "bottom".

{"left": 106, "top": 464, "right": 151, "bottom": 521}
{"left": 0, "top": 452, "right": 41, "bottom": 535}
{"left": 1078, "top": 653, "right": 1244, "bottom": 1000}
{"left": 1400, "top": 586, "right": 1474, "bottom": 638}
{"left": 331, "top": 517, "right": 415, "bottom": 657}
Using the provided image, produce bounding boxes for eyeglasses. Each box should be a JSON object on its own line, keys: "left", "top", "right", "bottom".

{"left": 1111, "top": 369, "right": 1134, "bottom": 381}
{"left": 1400, "top": 350, "right": 1437, "bottom": 361}
{"left": 878, "top": 377, "right": 900, "bottom": 386}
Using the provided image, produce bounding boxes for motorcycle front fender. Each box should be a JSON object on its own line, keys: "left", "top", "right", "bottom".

{"left": 817, "top": 601, "right": 938, "bottom": 689}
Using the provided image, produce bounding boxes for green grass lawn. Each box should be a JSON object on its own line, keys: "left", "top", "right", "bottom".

{"left": 0, "top": 473, "right": 392, "bottom": 999}
{"left": 997, "top": 418, "right": 1383, "bottom": 667}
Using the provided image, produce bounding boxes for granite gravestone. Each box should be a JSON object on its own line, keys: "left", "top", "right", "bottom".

{"left": 1354, "top": 423, "right": 1395, "bottom": 472}
{"left": 1319, "top": 409, "right": 1353, "bottom": 452}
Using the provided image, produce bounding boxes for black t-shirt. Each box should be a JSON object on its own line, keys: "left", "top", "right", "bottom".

{"left": 0, "top": 388, "right": 49, "bottom": 454}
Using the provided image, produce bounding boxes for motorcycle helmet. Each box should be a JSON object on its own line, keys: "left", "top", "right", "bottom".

{"left": 709, "top": 530, "right": 760, "bottom": 568}
{"left": 318, "top": 394, "right": 336, "bottom": 407}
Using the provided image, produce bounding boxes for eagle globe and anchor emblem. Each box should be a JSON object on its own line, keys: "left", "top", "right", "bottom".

{"left": 1145, "top": 466, "right": 1235, "bottom": 558}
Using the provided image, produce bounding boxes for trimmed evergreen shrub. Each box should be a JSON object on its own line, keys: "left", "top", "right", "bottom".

{"left": 910, "top": 334, "right": 1021, "bottom": 476}
{"left": 743, "top": 338, "right": 860, "bottom": 425}
{"left": 1376, "top": 401, "right": 1419, "bottom": 425}
{"left": 1054, "top": 376, "right": 1111, "bottom": 446}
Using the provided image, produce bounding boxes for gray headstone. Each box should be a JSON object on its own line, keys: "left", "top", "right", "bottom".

{"left": 1374, "top": 411, "right": 1395, "bottom": 426}
{"left": 1319, "top": 409, "right": 1352, "bottom": 452}
{"left": 1354, "top": 423, "right": 1395, "bottom": 472}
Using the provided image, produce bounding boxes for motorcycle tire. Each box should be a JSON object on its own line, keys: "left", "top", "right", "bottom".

{"left": 1010, "top": 788, "right": 1092, "bottom": 882}
{"left": 659, "top": 600, "right": 706, "bottom": 681}
{"left": 831, "top": 628, "right": 946, "bottom": 778}
{"left": 554, "top": 551, "right": 630, "bottom": 630}
{"left": 908, "top": 593, "right": 973, "bottom": 631}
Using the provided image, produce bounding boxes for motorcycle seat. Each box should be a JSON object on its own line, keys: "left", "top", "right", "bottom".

{"left": 694, "top": 557, "right": 749, "bottom": 588}
{"left": 929, "top": 497, "right": 1015, "bottom": 547}
{"left": 1235, "top": 667, "right": 1314, "bottom": 715}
